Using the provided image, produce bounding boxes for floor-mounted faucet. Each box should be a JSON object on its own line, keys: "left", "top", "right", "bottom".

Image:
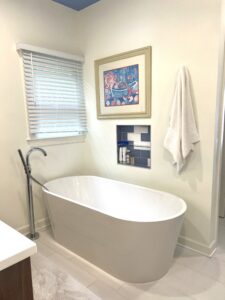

{"left": 18, "top": 147, "right": 48, "bottom": 240}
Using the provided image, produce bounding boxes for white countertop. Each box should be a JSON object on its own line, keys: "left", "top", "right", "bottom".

{"left": 0, "top": 220, "right": 37, "bottom": 271}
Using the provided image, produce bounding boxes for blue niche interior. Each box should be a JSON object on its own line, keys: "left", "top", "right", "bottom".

{"left": 117, "top": 125, "right": 151, "bottom": 169}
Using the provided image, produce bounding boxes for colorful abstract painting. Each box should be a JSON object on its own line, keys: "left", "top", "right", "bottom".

{"left": 103, "top": 64, "right": 139, "bottom": 107}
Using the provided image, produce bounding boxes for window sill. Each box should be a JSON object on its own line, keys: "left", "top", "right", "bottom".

{"left": 26, "top": 134, "right": 86, "bottom": 147}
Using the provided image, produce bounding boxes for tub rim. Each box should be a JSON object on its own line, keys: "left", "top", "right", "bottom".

{"left": 43, "top": 175, "right": 187, "bottom": 223}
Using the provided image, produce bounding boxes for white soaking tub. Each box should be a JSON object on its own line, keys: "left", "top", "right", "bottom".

{"left": 43, "top": 176, "right": 186, "bottom": 283}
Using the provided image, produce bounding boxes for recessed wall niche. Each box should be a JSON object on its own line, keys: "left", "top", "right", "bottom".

{"left": 117, "top": 125, "right": 151, "bottom": 169}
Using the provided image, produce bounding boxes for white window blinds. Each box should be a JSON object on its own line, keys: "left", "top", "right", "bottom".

{"left": 21, "top": 49, "right": 87, "bottom": 139}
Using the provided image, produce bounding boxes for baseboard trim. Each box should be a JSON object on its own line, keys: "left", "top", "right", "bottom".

{"left": 178, "top": 235, "right": 217, "bottom": 257}
{"left": 17, "top": 217, "right": 50, "bottom": 235}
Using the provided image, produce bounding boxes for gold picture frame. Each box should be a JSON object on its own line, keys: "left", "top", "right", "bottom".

{"left": 95, "top": 46, "right": 151, "bottom": 119}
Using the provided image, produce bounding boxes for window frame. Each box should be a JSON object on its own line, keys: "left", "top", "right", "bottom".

{"left": 17, "top": 44, "right": 87, "bottom": 144}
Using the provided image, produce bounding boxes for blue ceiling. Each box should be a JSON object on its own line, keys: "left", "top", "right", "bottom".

{"left": 52, "top": 0, "right": 100, "bottom": 11}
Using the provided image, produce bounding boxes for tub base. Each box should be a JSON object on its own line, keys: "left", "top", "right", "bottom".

{"left": 46, "top": 195, "right": 183, "bottom": 283}
{"left": 44, "top": 176, "right": 186, "bottom": 283}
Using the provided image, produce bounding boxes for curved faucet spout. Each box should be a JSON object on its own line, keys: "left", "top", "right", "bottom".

{"left": 26, "top": 147, "right": 47, "bottom": 172}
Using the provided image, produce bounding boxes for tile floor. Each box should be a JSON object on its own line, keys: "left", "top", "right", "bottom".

{"left": 32, "top": 219, "right": 225, "bottom": 300}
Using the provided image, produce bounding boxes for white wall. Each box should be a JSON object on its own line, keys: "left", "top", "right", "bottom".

{"left": 0, "top": 0, "right": 85, "bottom": 230}
{"left": 80, "top": 0, "right": 221, "bottom": 254}
{"left": 219, "top": 0, "right": 225, "bottom": 218}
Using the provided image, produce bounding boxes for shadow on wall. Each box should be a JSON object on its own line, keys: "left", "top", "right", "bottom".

{"left": 179, "top": 201, "right": 211, "bottom": 249}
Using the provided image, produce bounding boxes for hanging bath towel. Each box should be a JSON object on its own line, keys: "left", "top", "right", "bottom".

{"left": 164, "top": 66, "right": 200, "bottom": 172}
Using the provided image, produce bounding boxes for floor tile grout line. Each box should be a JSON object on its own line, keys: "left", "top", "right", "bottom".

{"left": 174, "top": 260, "right": 225, "bottom": 288}
{"left": 116, "top": 282, "right": 196, "bottom": 300}
{"left": 88, "top": 281, "right": 129, "bottom": 300}
{"left": 36, "top": 228, "right": 225, "bottom": 299}
{"left": 39, "top": 238, "right": 219, "bottom": 294}
{"left": 67, "top": 253, "right": 125, "bottom": 290}
{"left": 37, "top": 242, "right": 126, "bottom": 291}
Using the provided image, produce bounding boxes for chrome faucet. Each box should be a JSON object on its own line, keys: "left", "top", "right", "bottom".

{"left": 18, "top": 147, "right": 48, "bottom": 240}
{"left": 26, "top": 147, "right": 47, "bottom": 173}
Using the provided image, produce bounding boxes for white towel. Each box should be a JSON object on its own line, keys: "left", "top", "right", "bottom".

{"left": 164, "top": 66, "right": 200, "bottom": 172}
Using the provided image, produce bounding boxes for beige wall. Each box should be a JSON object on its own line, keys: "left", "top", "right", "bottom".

{"left": 0, "top": 0, "right": 85, "bottom": 230}
{"left": 80, "top": 0, "right": 221, "bottom": 253}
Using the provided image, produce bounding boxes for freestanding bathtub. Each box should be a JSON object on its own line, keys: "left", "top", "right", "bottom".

{"left": 43, "top": 176, "right": 186, "bottom": 283}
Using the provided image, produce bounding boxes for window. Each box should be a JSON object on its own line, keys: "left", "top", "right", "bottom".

{"left": 19, "top": 45, "right": 87, "bottom": 140}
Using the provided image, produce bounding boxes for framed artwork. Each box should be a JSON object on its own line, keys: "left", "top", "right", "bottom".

{"left": 95, "top": 46, "right": 151, "bottom": 119}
